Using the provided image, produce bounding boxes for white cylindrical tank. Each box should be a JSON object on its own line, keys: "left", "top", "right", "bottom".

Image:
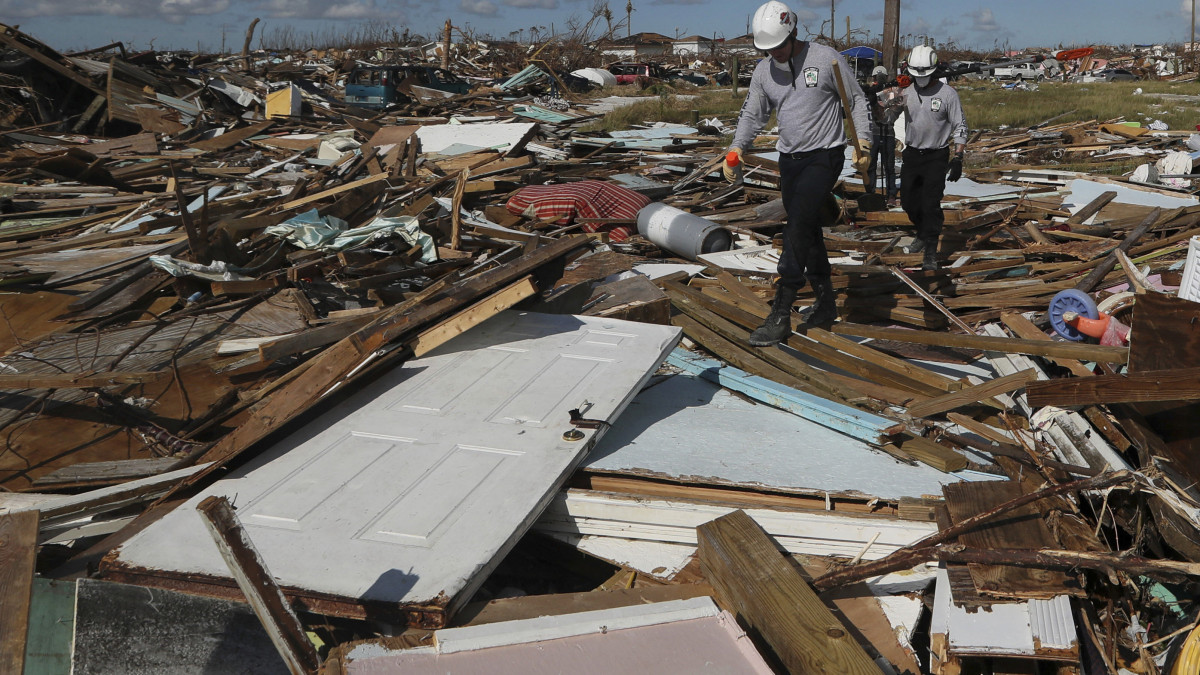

{"left": 636, "top": 203, "right": 732, "bottom": 261}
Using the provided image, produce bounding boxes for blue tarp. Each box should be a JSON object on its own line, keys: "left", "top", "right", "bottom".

{"left": 840, "top": 46, "right": 882, "bottom": 60}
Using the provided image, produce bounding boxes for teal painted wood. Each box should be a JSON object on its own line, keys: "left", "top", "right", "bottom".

{"left": 23, "top": 578, "right": 75, "bottom": 675}
{"left": 665, "top": 348, "right": 899, "bottom": 444}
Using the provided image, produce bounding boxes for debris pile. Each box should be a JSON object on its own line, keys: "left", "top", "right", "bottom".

{"left": 5, "top": 22, "right": 1200, "bottom": 675}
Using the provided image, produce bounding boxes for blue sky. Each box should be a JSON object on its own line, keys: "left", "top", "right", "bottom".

{"left": 3, "top": 0, "right": 1195, "bottom": 53}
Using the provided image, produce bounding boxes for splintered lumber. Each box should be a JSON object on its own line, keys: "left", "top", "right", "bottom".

{"left": 408, "top": 276, "right": 537, "bottom": 356}
{"left": 1066, "top": 190, "right": 1117, "bottom": 225}
{"left": 196, "top": 496, "right": 320, "bottom": 675}
{"left": 666, "top": 280, "right": 947, "bottom": 398}
{"left": 1025, "top": 368, "right": 1200, "bottom": 407}
{"left": 812, "top": 471, "right": 1136, "bottom": 590}
{"left": 0, "top": 370, "right": 170, "bottom": 389}
{"left": 943, "top": 480, "right": 1075, "bottom": 599}
{"left": 666, "top": 349, "right": 903, "bottom": 444}
{"left": 906, "top": 368, "right": 1037, "bottom": 419}
{"left": 830, "top": 322, "right": 1128, "bottom": 364}
{"left": 890, "top": 433, "right": 968, "bottom": 473}
{"left": 696, "top": 510, "right": 880, "bottom": 675}
{"left": 0, "top": 511, "right": 39, "bottom": 675}
{"left": 1073, "top": 208, "right": 1159, "bottom": 293}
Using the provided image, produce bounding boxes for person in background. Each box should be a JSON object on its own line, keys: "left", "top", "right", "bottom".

{"left": 863, "top": 65, "right": 898, "bottom": 206}
{"left": 894, "top": 44, "right": 968, "bottom": 271}
{"left": 723, "top": 0, "right": 872, "bottom": 345}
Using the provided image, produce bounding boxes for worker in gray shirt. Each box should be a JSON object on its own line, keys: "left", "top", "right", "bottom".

{"left": 894, "top": 45, "right": 968, "bottom": 271}
{"left": 723, "top": 0, "right": 872, "bottom": 346}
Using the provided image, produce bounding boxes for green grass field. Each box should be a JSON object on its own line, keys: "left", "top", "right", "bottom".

{"left": 579, "top": 78, "right": 1200, "bottom": 137}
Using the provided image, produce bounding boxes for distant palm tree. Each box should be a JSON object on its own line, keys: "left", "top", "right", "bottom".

{"left": 626, "top": 0, "right": 634, "bottom": 37}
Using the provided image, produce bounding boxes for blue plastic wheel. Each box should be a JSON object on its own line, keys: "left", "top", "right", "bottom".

{"left": 1048, "top": 289, "right": 1099, "bottom": 341}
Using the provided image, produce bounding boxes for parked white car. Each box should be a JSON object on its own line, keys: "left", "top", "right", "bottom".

{"left": 992, "top": 62, "right": 1046, "bottom": 81}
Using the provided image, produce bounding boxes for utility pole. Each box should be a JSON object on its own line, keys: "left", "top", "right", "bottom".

{"left": 882, "top": 0, "right": 899, "bottom": 75}
{"left": 830, "top": 0, "right": 835, "bottom": 46}
{"left": 442, "top": 18, "right": 452, "bottom": 70}
{"left": 845, "top": 15, "right": 850, "bottom": 48}
{"left": 1192, "top": 0, "right": 1196, "bottom": 73}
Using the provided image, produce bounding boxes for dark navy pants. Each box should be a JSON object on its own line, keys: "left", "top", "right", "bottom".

{"left": 777, "top": 146, "right": 844, "bottom": 289}
{"left": 900, "top": 145, "right": 949, "bottom": 243}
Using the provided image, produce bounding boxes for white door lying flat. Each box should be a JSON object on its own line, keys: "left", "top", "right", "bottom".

{"left": 107, "top": 311, "right": 680, "bottom": 624}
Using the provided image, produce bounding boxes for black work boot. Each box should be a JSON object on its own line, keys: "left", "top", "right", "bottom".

{"left": 921, "top": 244, "right": 938, "bottom": 271}
{"left": 804, "top": 276, "right": 838, "bottom": 325}
{"left": 748, "top": 284, "right": 799, "bottom": 347}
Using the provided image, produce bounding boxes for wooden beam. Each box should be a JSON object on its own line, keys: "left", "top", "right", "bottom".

{"left": 0, "top": 370, "right": 170, "bottom": 389}
{"left": 0, "top": 510, "right": 39, "bottom": 675}
{"left": 196, "top": 496, "right": 320, "bottom": 675}
{"left": 665, "top": 281, "right": 944, "bottom": 399}
{"left": 696, "top": 510, "right": 880, "bottom": 675}
{"left": 1066, "top": 190, "right": 1117, "bottom": 225}
{"left": 408, "top": 276, "right": 537, "bottom": 357}
{"left": 831, "top": 321, "right": 1128, "bottom": 363}
{"left": 277, "top": 173, "right": 390, "bottom": 211}
{"left": 1026, "top": 368, "right": 1200, "bottom": 407}
{"left": 906, "top": 369, "right": 1037, "bottom": 419}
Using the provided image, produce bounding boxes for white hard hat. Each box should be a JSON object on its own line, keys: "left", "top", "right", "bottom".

{"left": 871, "top": 65, "right": 888, "bottom": 78}
{"left": 752, "top": 0, "right": 798, "bottom": 51}
{"left": 907, "top": 45, "right": 938, "bottom": 76}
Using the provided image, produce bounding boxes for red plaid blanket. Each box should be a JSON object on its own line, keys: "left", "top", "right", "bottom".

{"left": 505, "top": 180, "right": 650, "bottom": 242}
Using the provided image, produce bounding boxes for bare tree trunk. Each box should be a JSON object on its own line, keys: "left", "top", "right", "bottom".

{"left": 242, "top": 18, "right": 260, "bottom": 72}
{"left": 442, "top": 19, "right": 452, "bottom": 70}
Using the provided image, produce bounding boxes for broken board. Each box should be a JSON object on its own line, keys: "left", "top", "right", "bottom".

{"left": 103, "top": 311, "right": 680, "bottom": 627}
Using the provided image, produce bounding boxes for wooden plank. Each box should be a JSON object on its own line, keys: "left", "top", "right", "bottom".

{"left": 455, "top": 584, "right": 716, "bottom": 627}
{"left": 665, "top": 349, "right": 904, "bottom": 445}
{"left": 0, "top": 370, "right": 169, "bottom": 389}
{"left": 1026, "top": 368, "right": 1200, "bottom": 407}
{"left": 665, "top": 281, "right": 940, "bottom": 400}
{"left": 196, "top": 496, "right": 320, "bottom": 675}
{"left": 1066, "top": 190, "right": 1117, "bottom": 225}
{"left": 831, "top": 321, "right": 1128, "bottom": 364}
{"left": 890, "top": 434, "right": 969, "bottom": 473}
{"left": 32, "top": 457, "right": 180, "bottom": 489}
{"left": 696, "top": 509, "right": 880, "bottom": 675}
{"left": 189, "top": 121, "right": 275, "bottom": 153}
{"left": 277, "top": 173, "right": 390, "bottom": 211}
{"left": 211, "top": 278, "right": 280, "bottom": 296}
{"left": 0, "top": 25, "right": 102, "bottom": 94}
{"left": 0, "top": 510, "right": 39, "bottom": 675}
{"left": 942, "top": 480, "right": 1075, "bottom": 599}
{"left": 906, "top": 369, "right": 1037, "bottom": 419}
{"left": 408, "top": 276, "right": 537, "bottom": 357}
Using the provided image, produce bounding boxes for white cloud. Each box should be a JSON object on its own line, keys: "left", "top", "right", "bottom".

{"left": 0, "top": 0, "right": 228, "bottom": 18}
{"left": 967, "top": 7, "right": 999, "bottom": 33}
{"left": 461, "top": 0, "right": 497, "bottom": 14}
{"left": 505, "top": 0, "right": 557, "bottom": 8}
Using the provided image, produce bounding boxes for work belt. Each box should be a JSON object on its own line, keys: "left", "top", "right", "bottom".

{"left": 778, "top": 146, "right": 843, "bottom": 160}
{"left": 905, "top": 146, "right": 949, "bottom": 155}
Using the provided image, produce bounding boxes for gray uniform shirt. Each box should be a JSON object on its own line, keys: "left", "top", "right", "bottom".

{"left": 731, "top": 42, "right": 871, "bottom": 154}
{"left": 900, "top": 80, "right": 968, "bottom": 150}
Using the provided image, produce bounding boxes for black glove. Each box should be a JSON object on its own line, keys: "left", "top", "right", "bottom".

{"left": 946, "top": 155, "right": 963, "bottom": 182}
